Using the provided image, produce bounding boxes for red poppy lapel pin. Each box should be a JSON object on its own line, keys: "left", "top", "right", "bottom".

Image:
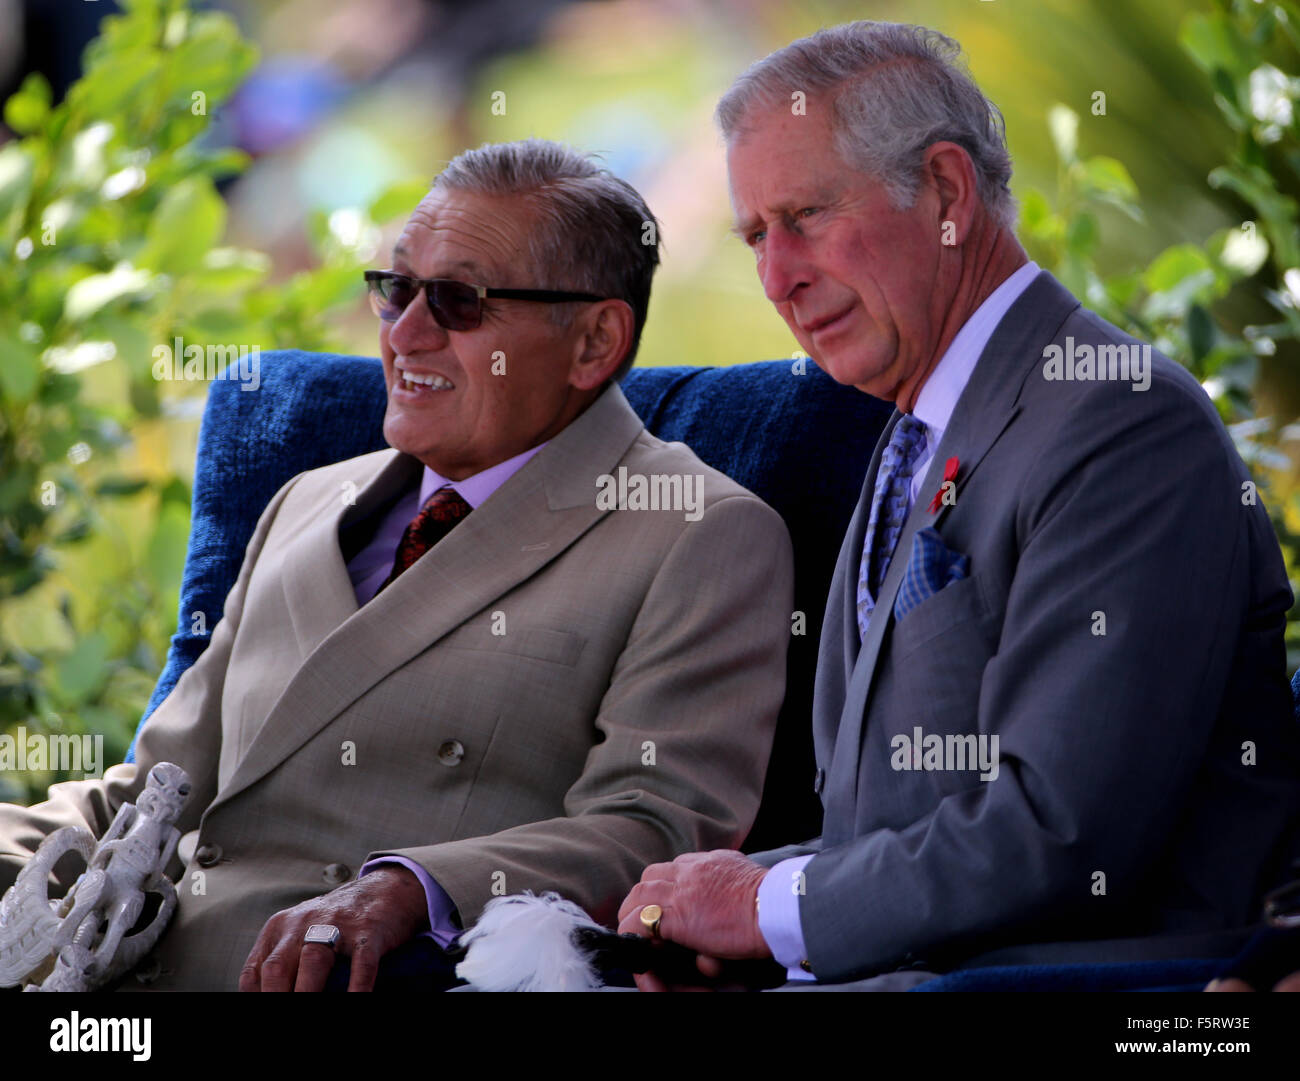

{"left": 928, "top": 456, "right": 960, "bottom": 513}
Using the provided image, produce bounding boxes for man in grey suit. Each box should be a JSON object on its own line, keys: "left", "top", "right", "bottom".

{"left": 618, "top": 20, "right": 1300, "bottom": 989}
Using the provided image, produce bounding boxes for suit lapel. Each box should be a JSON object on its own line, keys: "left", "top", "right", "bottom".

{"left": 208, "top": 383, "right": 645, "bottom": 812}
{"left": 824, "top": 271, "right": 1082, "bottom": 827}
{"left": 280, "top": 449, "right": 422, "bottom": 662}
{"left": 811, "top": 415, "right": 892, "bottom": 768}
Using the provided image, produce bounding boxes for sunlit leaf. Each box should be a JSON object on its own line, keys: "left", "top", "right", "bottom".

{"left": 1048, "top": 104, "right": 1078, "bottom": 164}
{"left": 137, "top": 177, "right": 225, "bottom": 274}
{"left": 63, "top": 263, "right": 153, "bottom": 322}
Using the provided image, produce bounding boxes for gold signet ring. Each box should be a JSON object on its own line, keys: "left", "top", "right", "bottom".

{"left": 639, "top": 904, "right": 663, "bottom": 937}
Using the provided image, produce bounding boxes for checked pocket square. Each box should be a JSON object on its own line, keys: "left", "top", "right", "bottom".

{"left": 893, "top": 527, "right": 970, "bottom": 622}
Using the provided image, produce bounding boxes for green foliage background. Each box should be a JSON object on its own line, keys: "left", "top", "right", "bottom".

{"left": 0, "top": 0, "right": 427, "bottom": 801}
{"left": 0, "top": 0, "right": 1297, "bottom": 802}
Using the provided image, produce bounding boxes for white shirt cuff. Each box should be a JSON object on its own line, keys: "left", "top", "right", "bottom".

{"left": 756, "top": 855, "right": 816, "bottom": 981}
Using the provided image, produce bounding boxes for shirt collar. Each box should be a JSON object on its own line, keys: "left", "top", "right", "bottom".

{"left": 417, "top": 441, "right": 548, "bottom": 510}
{"left": 911, "top": 260, "right": 1040, "bottom": 436}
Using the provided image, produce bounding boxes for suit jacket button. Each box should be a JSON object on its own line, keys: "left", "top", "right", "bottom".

{"left": 195, "top": 843, "right": 223, "bottom": 867}
{"left": 322, "top": 863, "right": 351, "bottom": 885}
{"left": 813, "top": 768, "right": 825, "bottom": 795}
{"left": 134, "top": 956, "right": 162, "bottom": 984}
{"left": 437, "top": 740, "right": 465, "bottom": 766}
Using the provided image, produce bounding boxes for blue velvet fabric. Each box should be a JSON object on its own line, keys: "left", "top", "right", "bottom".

{"left": 129, "top": 350, "right": 894, "bottom": 852}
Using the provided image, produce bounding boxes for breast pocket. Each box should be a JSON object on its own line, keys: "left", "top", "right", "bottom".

{"left": 450, "top": 625, "right": 586, "bottom": 667}
{"left": 887, "top": 574, "right": 999, "bottom": 732}
{"left": 890, "top": 574, "right": 992, "bottom": 659}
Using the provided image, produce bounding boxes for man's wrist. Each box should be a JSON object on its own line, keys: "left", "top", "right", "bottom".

{"left": 361, "top": 862, "right": 431, "bottom": 931}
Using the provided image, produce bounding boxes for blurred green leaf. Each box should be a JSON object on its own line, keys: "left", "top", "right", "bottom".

{"left": 138, "top": 176, "right": 225, "bottom": 274}
{"left": 3, "top": 72, "right": 51, "bottom": 135}
{"left": 190, "top": 247, "right": 271, "bottom": 294}
{"left": 0, "top": 143, "right": 34, "bottom": 237}
{"left": 1180, "top": 12, "right": 1256, "bottom": 78}
{"left": 1066, "top": 211, "right": 1099, "bottom": 258}
{"left": 1080, "top": 156, "right": 1140, "bottom": 203}
{"left": 95, "top": 476, "right": 150, "bottom": 498}
{"left": 1187, "top": 303, "right": 1216, "bottom": 365}
{"left": 63, "top": 263, "right": 154, "bottom": 323}
{"left": 165, "top": 12, "right": 255, "bottom": 96}
{"left": 145, "top": 500, "right": 189, "bottom": 599}
{"left": 1143, "top": 244, "right": 1215, "bottom": 292}
{"left": 369, "top": 179, "right": 433, "bottom": 224}
{"left": 0, "top": 596, "right": 75, "bottom": 654}
{"left": 52, "top": 632, "right": 111, "bottom": 705}
{"left": 0, "top": 335, "right": 41, "bottom": 402}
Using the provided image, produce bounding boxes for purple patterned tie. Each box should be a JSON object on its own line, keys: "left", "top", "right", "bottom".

{"left": 857, "top": 414, "right": 928, "bottom": 638}
{"left": 375, "top": 485, "right": 471, "bottom": 595}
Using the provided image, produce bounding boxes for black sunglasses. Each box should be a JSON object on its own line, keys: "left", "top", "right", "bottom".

{"left": 364, "top": 270, "right": 603, "bottom": 331}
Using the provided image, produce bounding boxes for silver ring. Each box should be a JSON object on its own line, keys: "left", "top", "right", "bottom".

{"left": 303, "top": 924, "right": 342, "bottom": 950}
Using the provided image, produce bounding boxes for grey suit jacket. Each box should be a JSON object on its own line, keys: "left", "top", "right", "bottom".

{"left": 755, "top": 271, "right": 1300, "bottom": 982}
{"left": 0, "top": 383, "right": 794, "bottom": 990}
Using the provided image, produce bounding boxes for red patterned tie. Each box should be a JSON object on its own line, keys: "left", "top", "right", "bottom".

{"left": 375, "top": 485, "right": 472, "bottom": 595}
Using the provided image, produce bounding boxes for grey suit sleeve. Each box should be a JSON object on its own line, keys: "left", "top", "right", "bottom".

{"left": 0, "top": 476, "right": 300, "bottom": 894}
{"left": 749, "top": 838, "right": 824, "bottom": 868}
{"left": 799, "top": 375, "right": 1291, "bottom": 980}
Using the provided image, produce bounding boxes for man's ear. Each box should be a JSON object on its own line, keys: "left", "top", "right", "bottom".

{"left": 568, "top": 299, "right": 635, "bottom": 390}
{"left": 922, "top": 141, "right": 981, "bottom": 247}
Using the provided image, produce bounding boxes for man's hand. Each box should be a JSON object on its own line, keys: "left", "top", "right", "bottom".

{"left": 617, "top": 850, "right": 771, "bottom": 992}
{"left": 239, "top": 866, "right": 429, "bottom": 991}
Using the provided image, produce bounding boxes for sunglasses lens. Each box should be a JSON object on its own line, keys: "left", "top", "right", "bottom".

{"left": 427, "top": 281, "right": 482, "bottom": 331}
{"left": 368, "top": 275, "right": 417, "bottom": 321}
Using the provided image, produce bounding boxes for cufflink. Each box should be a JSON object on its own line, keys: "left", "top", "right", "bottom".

{"left": 799, "top": 959, "right": 813, "bottom": 974}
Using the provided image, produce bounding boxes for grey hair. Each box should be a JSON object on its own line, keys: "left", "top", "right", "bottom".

{"left": 716, "top": 21, "right": 1017, "bottom": 231}
{"left": 433, "top": 138, "right": 661, "bottom": 379}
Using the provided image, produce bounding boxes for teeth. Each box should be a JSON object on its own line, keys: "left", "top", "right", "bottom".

{"left": 400, "top": 372, "right": 453, "bottom": 391}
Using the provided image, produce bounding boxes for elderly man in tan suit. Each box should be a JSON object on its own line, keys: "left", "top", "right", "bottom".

{"left": 0, "top": 139, "right": 793, "bottom": 991}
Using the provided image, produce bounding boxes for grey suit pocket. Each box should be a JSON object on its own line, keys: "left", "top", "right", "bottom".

{"left": 889, "top": 574, "right": 993, "bottom": 663}
{"left": 887, "top": 574, "right": 999, "bottom": 738}
{"left": 455, "top": 626, "right": 586, "bottom": 667}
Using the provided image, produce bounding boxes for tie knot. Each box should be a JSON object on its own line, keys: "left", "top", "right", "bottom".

{"left": 884, "top": 413, "right": 927, "bottom": 471}
{"left": 412, "top": 485, "right": 472, "bottom": 533}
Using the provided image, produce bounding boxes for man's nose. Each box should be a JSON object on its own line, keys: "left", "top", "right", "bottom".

{"left": 388, "top": 287, "right": 448, "bottom": 353}
{"left": 759, "top": 226, "right": 812, "bottom": 305}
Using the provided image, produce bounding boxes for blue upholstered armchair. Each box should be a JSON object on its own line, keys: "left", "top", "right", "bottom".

{"left": 128, "top": 350, "right": 1283, "bottom": 992}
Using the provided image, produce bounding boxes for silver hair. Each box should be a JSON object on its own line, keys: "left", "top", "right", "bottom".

{"left": 716, "top": 21, "right": 1017, "bottom": 231}
{"left": 433, "top": 138, "right": 661, "bottom": 379}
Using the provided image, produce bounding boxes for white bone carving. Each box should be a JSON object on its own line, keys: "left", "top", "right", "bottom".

{"left": 0, "top": 762, "right": 191, "bottom": 991}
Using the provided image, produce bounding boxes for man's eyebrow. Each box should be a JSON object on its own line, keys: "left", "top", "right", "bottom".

{"left": 730, "top": 214, "right": 760, "bottom": 240}
{"left": 730, "top": 191, "right": 836, "bottom": 239}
